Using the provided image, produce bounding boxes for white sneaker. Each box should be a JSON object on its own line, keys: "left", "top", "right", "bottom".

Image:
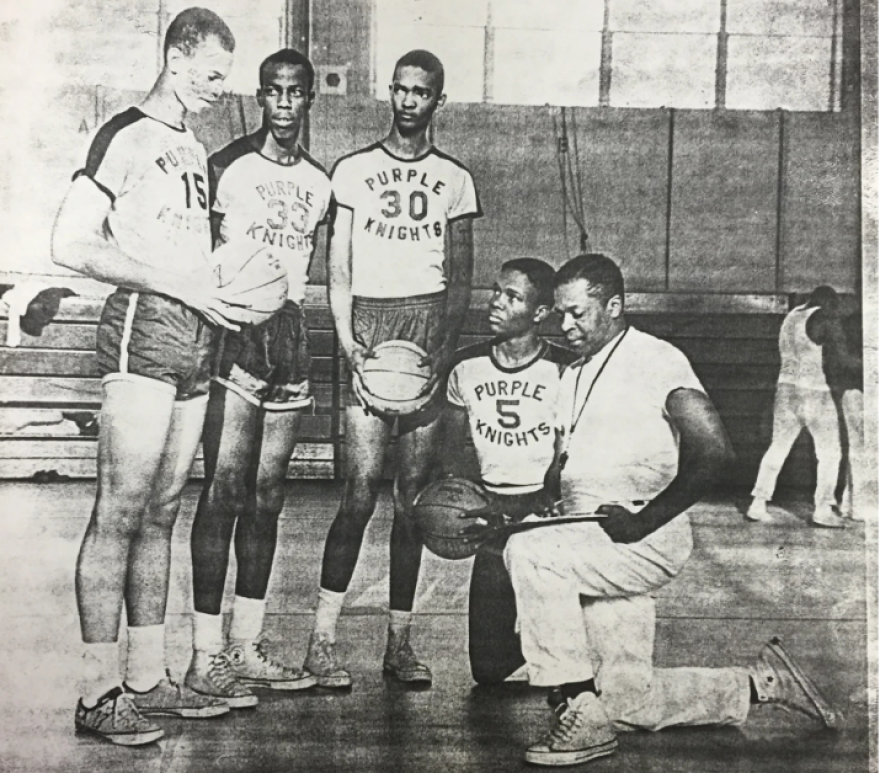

{"left": 524, "top": 691, "right": 618, "bottom": 766}
{"left": 184, "top": 650, "right": 259, "bottom": 709}
{"left": 225, "top": 639, "right": 317, "bottom": 691}
{"left": 745, "top": 499, "right": 771, "bottom": 522}
{"left": 811, "top": 506, "right": 847, "bottom": 529}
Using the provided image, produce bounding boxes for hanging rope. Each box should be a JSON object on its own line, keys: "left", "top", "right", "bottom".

{"left": 552, "top": 107, "right": 589, "bottom": 255}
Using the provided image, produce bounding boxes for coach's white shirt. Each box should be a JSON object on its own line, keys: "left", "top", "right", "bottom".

{"left": 555, "top": 327, "right": 706, "bottom": 537}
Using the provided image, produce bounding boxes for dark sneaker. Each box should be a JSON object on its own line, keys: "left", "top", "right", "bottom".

{"left": 525, "top": 691, "right": 618, "bottom": 766}
{"left": 750, "top": 637, "right": 841, "bottom": 729}
{"left": 75, "top": 686, "right": 164, "bottom": 746}
{"left": 303, "top": 633, "right": 352, "bottom": 688}
{"left": 225, "top": 639, "right": 317, "bottom": 691}
{"left": 125, "top": 671, "right": 229, "bottom": 718}
{"left": 185, "top": 650, "right": 259, "bottom": 709}
{"left": 383, "top": 633, "right": 432, "bottom": 685}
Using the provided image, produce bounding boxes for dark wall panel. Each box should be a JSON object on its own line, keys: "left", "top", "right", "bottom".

{"left": 669, "top": 111, "right": 780, "bottom": 291}
{"left": 780, "top": 112, "right": 861, "bottom": 293}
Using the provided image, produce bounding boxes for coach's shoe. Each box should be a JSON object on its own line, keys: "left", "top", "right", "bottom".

{"left": 303, "top": 633, "right": 352, "bottom": 688}
{"left": 75, "top": 686, "right": 164, "bottom": 746}
{"left": 125, "top": 671, "right": 229, "bottom": 718}
{"left": 811, "top": 506, "right": 847, "bottom": 529}
{"left": 749, "top": 637, "right": 841, "bottom": 729}
{"left": 225, "top": 639, "right": 317, "bottom": 691}
{"left": 383, "top": 631, "right": 432, "bottom": 685}
{"left": 525, "top": 691, "right": 618, "bottom": 766}
{"left": 745, "top": 498, "right": 771, "bottom": 522}
{"left": 184, "top": 650, "right": 259, "bottom": 709}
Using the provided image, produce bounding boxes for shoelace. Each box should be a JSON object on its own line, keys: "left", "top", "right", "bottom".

{"left": 111, "top": 693, "right": 145, "bottom": 727}
{"left": 252, "top": 640, "right": 291, "bottom": 675}
{"left": 312, "top": 638, "right": 337, "bottom": 668}
{"left": 549, "top": 706, "right": 585, "bottom": 744}
{"left": 208, "top": 652, "right": 240, "bottom": 691}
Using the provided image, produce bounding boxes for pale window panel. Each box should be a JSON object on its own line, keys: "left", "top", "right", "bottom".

{"left": 165, "top": 0, "right": 284, "bottom": 95}
{"left": 375, "top": 0, "right": 488, "bottom": 29}
{"left": 610, "top": 0, "right": 721, "bottom": 33}
{"left": 727, "top": 0, "right": 835, "bottom": 36}
{"left": 610, "top": 33, "right": 717, "bottom": 108}
{"left": 726, "top": 35, "right": 831, "bottom": 110}
{"left": 491, "top": 29, "right": 602, "bottom": 106}
{"left": 375, "top": 23, "right": 486, "bottom": 102}
{"left": 490, "top": 0, "right": 603, "bottom": 32}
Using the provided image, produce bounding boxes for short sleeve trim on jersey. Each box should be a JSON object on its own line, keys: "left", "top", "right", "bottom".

{"left": 73, "top": 107, "right": 146, "bottom": 201}
{"left": 429, "top": 146, "right": 483, "bottom": 220}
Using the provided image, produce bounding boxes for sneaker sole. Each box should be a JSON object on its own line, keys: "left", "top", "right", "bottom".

{"left": 184, "top": 683, "right": 259, "bottom": 710}
{"left": 238, "top": 674, "right": 318, "bottom": 691}
{"left": 524, "top": 738, "right": 618, "bottom": 766}
{"left": 313, "top": 673, "right": 353, "bottom": 689}
{"left": 382, "top": 665, "right": 433, "bottom": 685}
{"left": 137, "top": 703, "right": 230, "bottom": 719}
{"left": 766, "top": 637, "right": 842, "bottom": 729}
{"left": 75, "top": 723, "right": 165, "bottom": 747}
{"left": 811, "top": 519, "right": 847, "bottom": 529}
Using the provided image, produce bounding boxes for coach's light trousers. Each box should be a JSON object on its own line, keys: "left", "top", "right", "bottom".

{"left": 504, "top": 520, "right": 751, "bottom": 731}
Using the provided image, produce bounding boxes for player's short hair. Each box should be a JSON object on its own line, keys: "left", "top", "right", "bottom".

{"left": 164, "top": 7, "right": 235, "bottom": 59}
{"left": 554, "top": 254, "right": 625, "bottom": 306}
{"left": 501, "top": 258, "right": 555, "bottom": 309}
{"left": 808, "top": 285, "right": 839, "bottom": 311}
{"left": 393, "top": 50, "right": 445, "bottom": 94}
{"left": 259, "top": 48, "right": 315, "bottom": 92}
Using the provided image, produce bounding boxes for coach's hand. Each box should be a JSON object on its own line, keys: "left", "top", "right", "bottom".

{"left": 596, "top": 504, "right": 657, "bottom": 544}
{"left": 458, "top": 502, "right": 508, "bottom": 542}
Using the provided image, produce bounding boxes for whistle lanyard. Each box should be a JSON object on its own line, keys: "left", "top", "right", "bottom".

{"left": 560, "top": 327, "right": 628, "bottom": 469}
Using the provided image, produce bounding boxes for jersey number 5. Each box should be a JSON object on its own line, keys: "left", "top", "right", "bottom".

{"left": 380, "top": 190, "right": 428, "bottom": 221}
{"left": 181, "top": 172, "right": 207, "bottom": 210}
{"left": 496, "top": 399, "right": 521, "bottom": 429}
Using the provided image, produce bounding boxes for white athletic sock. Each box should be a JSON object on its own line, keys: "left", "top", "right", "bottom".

{"left": 192, "top": 611, "right": 224, "bottom": 654}
{"left": 81, "top": 641, "right": 122, "bottom": 708}
{"left": 388, "top": 610, "right": 413, "bottom": 639}
{"left": 229, "top": 595, "right": 267, "bottom": 643}
{"left": 313, "top": 587, "right": 346, "bottom": 643}
{"left": 124, "top": 624, "right": 166, "bottom": 693}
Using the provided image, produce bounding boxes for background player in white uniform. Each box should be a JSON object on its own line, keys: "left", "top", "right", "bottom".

{"left": 187, "top": 49, "right": 332, "bottom": 707}
{"left": 441, "top": 258, "right": 573, "bottom": 685}
{"left": 52, "top": 8, "right": 238, "bottom": 746}
{"left": 304, "top": 50, "right": 481, "bottom": 687}
{"left": 479, "top": 255, "right": 839, "bottom": 766}
{"left": 747, "top": 286, "right": 860, "bottom": 527}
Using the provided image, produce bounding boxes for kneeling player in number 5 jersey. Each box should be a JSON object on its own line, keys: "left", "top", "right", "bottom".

{"left": 304, "top": 49, "right": 482, "bottom": 687}
{"left": 439, "top": 258, "right": 574, "bottom": 685}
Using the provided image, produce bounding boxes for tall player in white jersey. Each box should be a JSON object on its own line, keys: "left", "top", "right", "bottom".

{"left": 747, "top": 286, "right": 859, "bottom": 527}
{"left": 186, "top": 49, "right": 332, "bottom": 707}
{"left": 52, "top": 9, "right": 239, "bottom": 746}
{"left": 303, "top": 50, "right": 481, "bottom": 687}
{"left": 441, "top": 259, "right": 574, "bottom": 684}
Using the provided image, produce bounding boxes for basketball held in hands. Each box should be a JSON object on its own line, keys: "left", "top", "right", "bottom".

{"left": 211, "top": 242, "right": 288, "bottom": 325}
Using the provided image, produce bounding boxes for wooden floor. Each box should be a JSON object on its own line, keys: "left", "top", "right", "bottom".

{"left": 0, "top": 481, "right": 874, "bottom": 772}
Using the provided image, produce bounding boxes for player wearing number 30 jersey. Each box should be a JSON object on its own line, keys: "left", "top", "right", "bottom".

{"left": 331, "top": 143, "right": 480, "bottom": 298}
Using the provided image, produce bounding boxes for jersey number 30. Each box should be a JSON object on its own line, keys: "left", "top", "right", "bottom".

{"left": 380, "top": 190, "right": 428, "bottom": 221}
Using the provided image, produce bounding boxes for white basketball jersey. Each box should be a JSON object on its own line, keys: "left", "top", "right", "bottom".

{"left": 210, "top": 135, "right": 333, "bottom": 306}
{"left": 76, "top": 108, "right": 211, "bottom": 273}
{"left": 447, "top": 340, "right": 574, "bottom": 494}
{"left": 777, "top": 305, "right": 828, "bottom": 391}
{"left": 332, "top": 143, "right": 481, "bottom": 298}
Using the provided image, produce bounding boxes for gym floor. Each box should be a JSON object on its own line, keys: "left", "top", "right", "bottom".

{"left": 0, "top": 481, "right": 873, "bottom": 772}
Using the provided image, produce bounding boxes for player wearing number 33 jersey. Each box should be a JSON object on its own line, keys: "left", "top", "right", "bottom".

{"left": 331, "top": 143, "right": 481, "bottom": 298}
{"left": 210, "top": 133, "right": 332, "bottom": 306}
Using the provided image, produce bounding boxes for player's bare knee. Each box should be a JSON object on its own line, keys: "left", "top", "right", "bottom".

{"left": 212, "top": 476, "right": 251, "bottom": 516}
{"left": 255, "top": 479, "right": 285, "bottom": 522}
{"left": 342, "top": 473, "right": 382, "bottom": 513}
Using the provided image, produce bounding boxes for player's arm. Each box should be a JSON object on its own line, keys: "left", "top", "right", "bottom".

{"left": 809, "top": 311, "right": 862, "bottom": 374}
{"left": 327, "top": 206, "right": 371, "bottom": 377}
{"left": 423, "top": 218, "right": 474, "bottom": 390}
{"left": 543, "top": 429, "right": 565, "bottom": 502}
{"left": 52, "top": 177, "right": 236, "bottom": 327}
{"left": 597, "top": 388, "right": 734, "bottom": 543}
{"left": 437, "top": 404, "right": 473, "bottom": 479}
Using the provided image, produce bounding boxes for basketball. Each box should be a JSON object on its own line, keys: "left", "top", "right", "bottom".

{"left": 211, "top": 242, "right": 289, "bottom": 326}
{"left": 413, "top": 477, "right": 493, "bottom": 560}
{"left": 360, "top": 340, "right": 433, "bottom": 415}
